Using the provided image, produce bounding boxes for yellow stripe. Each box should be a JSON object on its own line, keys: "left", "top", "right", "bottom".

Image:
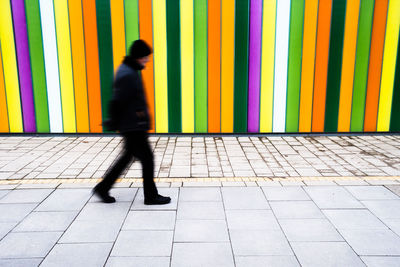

{"left": 220, "top": 0, "right": 235, "bottom": 133}
{"left": 377, "top": 0, "right": 400, "bottom": 131}
{"left": 180, "top": 0, "right": 194, "bottom": 133}
{"left": 260, "top": 0, "right": 277, "bottom": 133}
{"left": 153, "top": 0, "right": 168, "bottom": 132}
{"left": 111, "top": 0, "right": 126, "bottom": 72}
{"left": 0, "top": 1, "right": 23, "bottom": 132}
{"left": 338, "top": 0, "right": 360, "bottom": 132}
{"left": 54, "top": 0, "right": 76, "bottom": 132}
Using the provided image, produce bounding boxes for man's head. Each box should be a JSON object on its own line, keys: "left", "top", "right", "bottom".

{"left": 129, "top": 40, "right": 152, "bottom": 68}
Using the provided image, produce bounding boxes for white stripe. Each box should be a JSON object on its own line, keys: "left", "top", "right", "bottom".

{"left": 273, "top": 0, "right": 291, "bottom": 133}
{"left": 39, "top": 0, "right": 63, "bottom": 133}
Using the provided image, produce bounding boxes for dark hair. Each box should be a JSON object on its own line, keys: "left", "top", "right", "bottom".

{"left": 129, "top": 40, "right": 152, "bottom": 59}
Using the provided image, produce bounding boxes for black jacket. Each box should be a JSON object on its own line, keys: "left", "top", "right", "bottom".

{"left": 106, "top": 62, "right": 150, "bottom": 133}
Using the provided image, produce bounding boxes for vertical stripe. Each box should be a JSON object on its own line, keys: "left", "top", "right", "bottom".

{"left": 11, "top": 0, "right": 36, "bottom": 132}
{"left": 299, "top": 0, "right": 318, "bottom": 132}
{"left": 286, "top": 0, "right": 305, "bottom": 132}
{"left": 125, "top": 0, "right": 139, "bottom": 51}
{"left": 247, "top": 0, "right": 263, "bottom": 133}
{"left": 181, "top": 0, "right": 194, "bottom": 133}
{"left": 208, "top": 0, "right": 221, "bottom": 133}
{"left": 54, "top": 0, "right": 77, "bottom": 133}
{"left": 273, "top": 0, "right": 291, "bottom": 133}
{"left": 220, "top": 0, "right": 235, "bottom": 133}
{"left": 194, "top": 0, "right": 207, "bottom": 132}
{"left": 166, "top": 0, "right": 182, "bottom": 133}
{"left": 234, "top": 0, "right": 250, "bottom": 133}
{"left": 153, "top": 0, "right": 168, "bottom": 133}
{"left": 111, "top": 0, "right": 126, "bottom": 71}
{"left": 139, "top": 0, "right": 155, "bottom": 132}
{"left": 324, "top": 0, "right": 346, "bottom": 132}
{"left": 39, "top": 0, "right": 63, "bottom": 132}
{"left": 377, "top": 0, "right": 400, "bottom": 131}
{"left": 69, "top": 0, "right": 90, "bottom": 133}
{"left": 364, "top": 0, "right": 388, "bottom": 131}
{"left": 312, "top": 0, "right": 332, "bottom": 132}
{"left": 390, "top": 36, "right": 400, "bottom": 132}
{"left": 96, "top": 0, "right": 114, "bottom": 130}
{"left": 337, "top": 0, "right": 360, "bottom": 132}
{"left": 25, "top": 0, "right": 49, "bottom": 132}
{"left": 260, "top": 0, "right": 276, "bottom": 133}
{"left": 82, "top": 0, "right": 102, "bottom": 133}
{"left": 350, "top": 0, "right": 374, "bottom": 132}
{"left": 0, "top": 0, "right": 23, "bottom": 132}
{"left": 0, "top": 47, "right": 9, "bottom": 132}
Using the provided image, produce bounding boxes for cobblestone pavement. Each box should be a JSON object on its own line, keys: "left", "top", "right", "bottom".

{"left": 0, "top": 135, "right": 399, "bottom": 180}
{"left": 0, "top": 182, "right": 400, "bottom": 266}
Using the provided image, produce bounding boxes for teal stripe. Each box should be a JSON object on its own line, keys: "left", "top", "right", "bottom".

{"left": 25, "top": 0, "right": 49, "bottom": 132}
{"left": 351, "top": 0, "right": 374, "bottom": 132}
{"left": 96, "top": 0, "right": 114, "bottom": 130}
{"left": 286, "top": 0, "right": 305, "bottom": 132}
{"left": 390, "top": 31, "right": 400, "bottom": 132}
{"left": 194, "top": 0, "right": 207, "bottom": 133}
{"left": 124, "top": 0, "right": 139, "bottom": 52}
{"left": 166, "top": 0, "right": 181, "bottom": 133}
{"left": 324, "top": 0, "right": 347, "bottom": 132}
{"left": 233, "top": 0, "right": 250, "bottom": 133}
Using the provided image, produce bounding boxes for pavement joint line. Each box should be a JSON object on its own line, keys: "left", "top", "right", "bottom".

{"left": 0, "top": 176, "right": 399, "bottom": 185}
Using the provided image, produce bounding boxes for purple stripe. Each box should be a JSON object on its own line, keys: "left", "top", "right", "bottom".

{"left": 247, "top": 0, "right": 263, "bottom": 132}
{"left": 11, "top": 0, "right": 36, "bottom": 132}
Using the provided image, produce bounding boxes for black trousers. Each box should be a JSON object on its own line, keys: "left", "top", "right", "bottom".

{"left": 97, "top": 131, "right": 158, "bottom": 199}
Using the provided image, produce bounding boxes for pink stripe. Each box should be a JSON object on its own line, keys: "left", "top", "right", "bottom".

{"left": 247, "top": 0, "right": 263, "bottom": 132}
{"left": 11, "top": 0, "right": 36, "bottom": 132}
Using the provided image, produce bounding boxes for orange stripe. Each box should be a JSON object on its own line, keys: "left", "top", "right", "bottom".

{"left": 312, "top": 0, "right": 332, "bottom": 132}
{"left": 0, "top": 48, "right": 9, "bottom": 132}
{"left": 139, "top": 0, "right": 155, "bottom": 133}
{"left": 111, "top": 0, "right": 126, "bottom": 72}
{"left": 337, "top": 0, "right": 360, "bottom": 132}
{"left": 82, "top": 0, "right": 102, "bottom": 132}
{"left": 208, "top": 0, "right": 221, "bottom": 133}
{"left": 364, "top": 0, "right": 388, "bottom": 132}
{"left": 69, "top": 0, "right": 89, "bottom": 132}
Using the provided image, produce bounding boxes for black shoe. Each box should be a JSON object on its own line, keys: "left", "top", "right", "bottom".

{"left": 144, "top": 194, "right": 171, "bottom": 205}
{"left": 93, "top": 185, "right": 116, "bottom": 203}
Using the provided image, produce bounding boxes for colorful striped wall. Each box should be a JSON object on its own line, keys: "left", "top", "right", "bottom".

{"left": 0, "top": 0, "right": 399, "bottom": 134}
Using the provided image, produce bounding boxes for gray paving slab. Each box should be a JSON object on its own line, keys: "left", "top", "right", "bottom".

{"left": 177, "top": 201, "right": 225, "bottom": 220}
{"left": 0, "top": 232, "right": 62, "bottom": 258}
{"left": 279, "top": 219, "right": 343, "bottom": 242}
{"left": 123, "top": 211, "right": 176, "bottom": 230}
{"left": 174, "top": 220, "right": 229, "bottom": 242}
{"left": 339, "top": 229, "right": 400, "bottom": 256}
{"left": 0, "top": 190, "right": 10, "bottom": 200}
{"left": 0, "top": 258, "right": 42, "bottom": 267}
{"left": 382, "top": 219, "right": 400, "bottom": 236}
{"left": 0, "top": 203, "right": 37, "bottom": 222}
{"left": 362, "top": 200, "right": 400, "bottom": 219}
{"left": 222, "top": 187, "right": 269, "bottom": 210}
{"left": 345, "top": 186, "right": 399, "bottom": 200}
{"left": 0, "top": 222, "right": 16, "bottom": 240}
{"left": 386, "top": 185, "right": 400, "bottom": 197}
{"left": 270, "top": 201, "right": 325, "bottom": 219}
{"left": 262, "top": 186, "right": 310, "bottom": 201}
{"left": 40, "top": 243, "right": 112, "bottom": 267}
{"left": 171, "top": 243, "right": 234, "bottom": 267}
{"left": 291, "top": 242, "right": 365, "bottom": 267}
{"left": 90, "top": 188, "right": 138, "bottom": 202}
{"left": 179, "top": 187, "right": 222, "bottom": 202}
{"left": 0, "top": 189, "right": 53, "bottom": 204}
{"left": 361, "top": 256, "right": 400, "bottom": 267}
{"left": 35, "top": 189, "right": 91, "bottom": 211}
{"left": 111, "top": 231, "right": 173, "bottom": 257}
{"left": 230, "top": 230, "right": 293, "bottom": 256}
{"left": 304, "top": 186, "right": 365, "bottom": 209}
{"left": 75, "top": 202, "right": 130, "bottom": 222}
{"left": 226, "top": 210, "right": 280, "bottom": 230}
{"left": 324, "top": 209, "right": 388, "bottom": 230}
{"left": 131, "top": 188, "right": 178, "bottom": 210}
{"left": 13, "top": 211, "right": 77, "bottom": 232}
{"left": 106, "top": 257, "right": 170, "bottom": 267}
{"left": 235, "top": 256, "right": 300, "bottom": 267}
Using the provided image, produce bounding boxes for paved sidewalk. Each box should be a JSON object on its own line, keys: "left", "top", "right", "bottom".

{"left": 0, "top": 135, "right": 399, "bottom": 180}
{"left": 1, "top": 182, "right": 400, "bottom": 266}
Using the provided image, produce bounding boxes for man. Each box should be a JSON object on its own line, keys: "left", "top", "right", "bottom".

{"left": 93, "top": 40, "right": 171, "bottom": 205}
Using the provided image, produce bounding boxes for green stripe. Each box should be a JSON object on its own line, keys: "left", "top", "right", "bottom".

{"left": 194, "top": 0, "right": 207, "bottom": 132}
{"left": 124, "top": 0, "right": 139, "bottom": 53}
{"left": 96, "top": 0, "right": 114, "bottom": 131}
{"left": 324, "top": 0, "right": 347, "bottom": 132}
{"left": 286, "top": 0, "right": 305, "bottom": 132}
{"left": 25, "top": 0, "right": 49, "bottom": 132}
{"left": 233, "top": 0, "right": 249, "bottom": 133}
{"left": 166, "top": 0, "right": 181, "bottom": 133}
{"left": 390, "top": 32, "right": 400, "bottom": 132}
{"left": 351, "top": 0, "right": 374, "bottom": 132}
